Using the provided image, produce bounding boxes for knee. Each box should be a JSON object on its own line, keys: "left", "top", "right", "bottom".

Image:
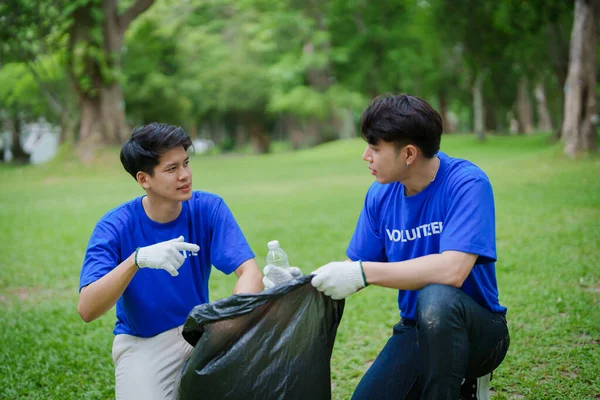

{"left": 417, "top": 284, "right": 462, "bottom": 332}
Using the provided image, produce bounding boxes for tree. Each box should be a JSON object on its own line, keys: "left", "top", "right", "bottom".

{"left": 562, "top": 0, "right": 598, "bottom": 157}
{"left": 490, "top": 0, "right": 573, "bottom": 136}
{"left": 0, "top": 64, "right": 32, "bottom": 162}
{"left": 431, "top": 0, "right": 515, "bottom": 136}
{"left": 431, "top": 0, "right": 574, "bottom": 135}
{"left": 67, "top": 0, "right": 154, "bottom": 159}
{"left": 0, "top": 0, "right": 155, "bottom": 160}
{"left": 168, "top": 0, "right": 284, "bottom": 153}
{"left": 122, "top": 18, "right": 190, "bottom": 128}
{"left": 0, "top": 0, "right": 73, "bottom": 158}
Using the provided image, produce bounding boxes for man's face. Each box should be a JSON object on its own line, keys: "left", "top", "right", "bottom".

{"left": 142, "top": 146, "right": 193, "bottom": 202}
{"left": 362, "top": 140, "right": 406, "bottom": 184}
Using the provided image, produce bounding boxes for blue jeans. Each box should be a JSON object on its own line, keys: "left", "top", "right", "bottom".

{"left": 352, "top": 284, "right": 510, "bottom": 400}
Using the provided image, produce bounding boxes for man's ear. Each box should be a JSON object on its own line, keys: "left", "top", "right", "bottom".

{"left": 136, "top": 171, "right": 151, "bottom": 189}
{"left": 404, "top": 144, "right": 418, "bottom": 165}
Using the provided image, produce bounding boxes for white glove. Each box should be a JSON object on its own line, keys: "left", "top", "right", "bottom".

{"left": 262, "top": 265, "right": 303, "bottom": 289}
{"left": 310, "top": 261, "right": 368, "bottom": 299}
{"left": 135, "top": 236, "right": 199, "bottom": 277}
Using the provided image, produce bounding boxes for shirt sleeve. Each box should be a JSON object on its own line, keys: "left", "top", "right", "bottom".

{"left": 79, "top": 221, "right": 121, "bottom": 292}
{"left": 209, "top": 199, "right": 255, "bottom": 275}
{"left": 440, "top": 174, "right": 497, "bottom": 264}
{"left": 346, "top": 188, "right": 387, "bottom": 262}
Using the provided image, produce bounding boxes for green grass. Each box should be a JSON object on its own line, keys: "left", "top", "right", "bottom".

{"left": 0, "top": 134, "right": 599, "bottom": 399}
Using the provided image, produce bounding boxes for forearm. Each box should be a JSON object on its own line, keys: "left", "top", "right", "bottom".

{"left": 362, "top": 251, "right": 475, "bottom": 291}
{"left": 78, "top": 252, "right": 138, "bottom": 322}
{"left": 233, "top": 258, "right": 264, "bottom": 294}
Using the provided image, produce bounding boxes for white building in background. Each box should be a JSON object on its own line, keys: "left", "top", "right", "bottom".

{"left": 1, "top": 118, "right": 60, "bottom": 164}
{"left": 192, "top": 138, "right": 215, "bottom": 154}
{"left": 23, "top": 120, "right": 60, "bottom": 164}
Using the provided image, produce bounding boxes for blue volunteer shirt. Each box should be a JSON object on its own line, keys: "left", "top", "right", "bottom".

{"left": 79, "top": 191, "right": 255, "bottom": 338}
{"left": 347, "top": 152, "right": 507, "bottom": 321}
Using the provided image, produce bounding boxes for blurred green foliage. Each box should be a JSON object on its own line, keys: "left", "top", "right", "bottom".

{"left": 0, "top": 0, "right": 578, "bottom": 150}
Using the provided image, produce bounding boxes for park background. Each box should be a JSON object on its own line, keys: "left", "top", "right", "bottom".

{"left": 0, "top": 0, "right": 599, "bottom": 399}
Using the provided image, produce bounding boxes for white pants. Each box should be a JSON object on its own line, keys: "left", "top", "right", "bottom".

{"left": 112, "top": 325, "right": 194, "bottom": 400}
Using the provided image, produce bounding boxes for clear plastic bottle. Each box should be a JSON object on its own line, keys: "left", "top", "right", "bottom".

{"left": 266, "top": 240, "right": 290, "bottom": 269}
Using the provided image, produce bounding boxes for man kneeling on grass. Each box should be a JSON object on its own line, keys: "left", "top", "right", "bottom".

{"left": 265, "top": 94, "right": 510, "bottom": 400}
{"left": 77, "top": 123, "right": 263, "bottom": 400}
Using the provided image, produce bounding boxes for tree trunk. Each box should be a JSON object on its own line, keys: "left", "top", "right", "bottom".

{"left": 484, "top": 93, "right": 497, "bottom": 133}
{"left": 303, "top": 2, "right": 332, "bottom": 93}
{"left": 439, "top": 89, "right": 451, "bottom": 133}
{"left": 59, "top": 110, "right": 78, "bottom": 145}
{"left": 286, "top": 115, "right": 304, "bottom": 150}
{"left": 246, "top": 114, "right": 270, "bottom": 154}
{"left": 68, "top": 0, "right": 153, "bottom": 160}
{"left": 534, "top": 83, "right": 553, "bottom": 132}
{"left": 507, "top": 111, "right": 519, "bottom": 135}
{"left": 235, "top": 123, "right": 248, "bottom": 147}
{"left": 300, "top": 40, "right": 328, "bottom": 148}
{"left": 473, "top": 71, "right": 485, "bottom": 141}
{"left": 546, "top": 18, "right": 571, "bottom": 141}
{"left": 6, "top": 115, "right": 29, "bottom": 163}
{"left": 517, "top": 77, "right": 534, "bottom": 134}
{"left": 562, "top": 0, "right": 598, "bottom": 157}
{"left": 188, "top": 121, "right": 198, "bottom": 139}
{"left": 301, "top": 37, "right": 329, "bottom": 147}
{"left": 301, "top": 2, "right": 338, "bottom": 147}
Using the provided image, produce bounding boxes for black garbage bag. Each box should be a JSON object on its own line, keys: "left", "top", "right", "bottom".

{"left": 177, "top": 275, "right": 345, "bottom": 400}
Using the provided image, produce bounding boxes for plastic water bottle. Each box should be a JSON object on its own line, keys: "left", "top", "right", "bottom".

{"left": 266, "top": 240, "right": 290, "bottom": 269}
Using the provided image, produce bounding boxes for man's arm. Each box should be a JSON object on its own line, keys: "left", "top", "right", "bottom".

{"left": 78, "top": 252, "right": 138, "bottom": 323}
{"left": 313, "top": 173, "right": 495, "bottom": 299}
{"left": 363, "top": 250, "right": 477, "bottom": 290}
{"left": 311, "top": 251, "right": 477, "bottom": 299}
{"left": 78, "top": 236, "right": 199, "bottom": 322}
{"left": 233, "top": 258, "right": 264, "bottom": 294}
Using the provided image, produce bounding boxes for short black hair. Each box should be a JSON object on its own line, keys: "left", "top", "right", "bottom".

{"left": 360, "top": 94, "right": 443, "bottom": 158}
{"left": 120, "top": 123, "right": 192, "bottom": 179}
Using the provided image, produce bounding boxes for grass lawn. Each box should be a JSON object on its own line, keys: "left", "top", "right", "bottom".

{"left": 0, "top": 134, "right": 598, "bottom": 399}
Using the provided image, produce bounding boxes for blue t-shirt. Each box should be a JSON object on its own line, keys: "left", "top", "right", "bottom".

{"left": 79, "top": 191, "right": 255, "bottom": 338}
{"left": 347, "top": 152, "right": 507, "bottom": 321}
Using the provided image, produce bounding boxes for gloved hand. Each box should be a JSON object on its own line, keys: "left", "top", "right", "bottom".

{"left": 310, "top": 261, "right": 368, "bottom": 299}
{"left": 135, "top": 236, "right": 199, "bottom": 277}
{"left": 262, "top": 265, "right": 303, "bottom": 289}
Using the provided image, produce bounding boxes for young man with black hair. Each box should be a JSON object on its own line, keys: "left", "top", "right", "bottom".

{"left": 78, "top": 123, "right": 263, "bottom": 400}
{"left": 266, "top": 94, "right": 510, "bottom": 399}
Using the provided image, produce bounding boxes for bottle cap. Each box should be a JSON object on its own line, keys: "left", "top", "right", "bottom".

{"left": 267, "top": 240, "right": 280, "bottom": 250}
